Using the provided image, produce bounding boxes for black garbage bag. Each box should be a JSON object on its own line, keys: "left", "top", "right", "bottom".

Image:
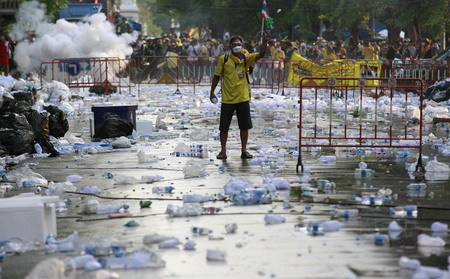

{"left": 89, "top": 85, "right": 118, "bottom": 95}
{"left": 44, "top": 105, "right": 69, "bottom": 138}
{"left": 0, "top": 143, "right": 8, "bottom": 157}
{"left": 8, "top": 90, "right": 35, "bottom": 113}
{"left": 93, "top": 114, "right": 134, "bottom": 139}
{"left": 425, "top": 79, "right": 450, "bottom": 101}
{"left": 430, "top": 88, "right": 450, "bottom": 103}
{"left": 0, "top": 113, "right": 35, "bottom": 155}
{"left": 35, "top": 137, "right": 60, "bottom": 157}
{"left": 25, "top": 110, "right": 49, "bottom": 138}
{"left": 0, "top": 92, "right": 16, "bottom": 112}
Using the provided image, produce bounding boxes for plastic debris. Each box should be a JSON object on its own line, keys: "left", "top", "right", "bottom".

{"left": 225, "top": 223, "right": 238, "bottom": 234}
{"left": 191, "top": 227, "right": 212, "bottom": 235}
{"left": 431, "top": 222, "right": 448, "bottom": 232}
{"left": 124, "top": 220, "right": 140, "bottom": 227}
{"left": 417, "top": 234, "right": 446, "bottom": 247}
{"left": 206, "top": 249, "right": 226, "bottom": 261}
{"left": 182, "top": 193, "right": 212, "bottom": 203}
{"left": 105, "top": 251, "right": 165, "bottom": 269}
{"left": 113, "top": 174, "right": 138, "bottom": 184}
{"left": 141, "top": 174, "right": 164, "bottom": 183}
{"left": 230, "top": 188, "right": 272, "bottom": 205}
{"left": 224, "top": 177, "right": 251, "bottom": 195}
{"left": 80, "top": 186, "right": 101, "bottom": 195}
{"left": 166, "top": 204, "right": 203, "bottom": 217}
{"left": 183, "top": 159, "right": 209, "bottom": 178}
{"left": 158, "top": 238, "right": 180, "bottom": 249}
{"left": 143, "top": 233, "right": 172, "bottom": 245}
{"left": 25, "top": 258, "right": 76, "bottom": 279}
{"left": 66, "top": 174, "right": 82, "bottom": 184}
{"left": 398, "top": 256, "right": 421, "bottom": 270}
{"left": 388, "top": 220, "right": 403, "bottom": 231}
{"left": 152, "top": 186, "right": 174, "bottom": 193}
{"left": 264, "top": 214, "right": 286, "bottom": 225}
{"left": 330, "top": 209, "right": 358, "bottom": 219}
{"left": 184, "top": 239, "right": 196, "bottom": 250}
{"left": 137, "top": 150, "right": 160, "bottom": 163}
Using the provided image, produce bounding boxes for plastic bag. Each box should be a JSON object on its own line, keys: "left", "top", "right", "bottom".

{"left": 93, "top": 114, "right": 134, "bottom": 139}
{"left": 44, "top": 105, "right": 69, "bottom": 138}
{"left": 0, "top": 113, "right": 35, "bottom": 155}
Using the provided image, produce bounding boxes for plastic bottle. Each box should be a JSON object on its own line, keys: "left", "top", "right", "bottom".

{"left": 152, "top": 186, "right": 174, "bottom": 194}
{"left": 231, "top": 188, "right": 272, "bottom": 205}
{"left": 34, "top": 143, "right": 43, "bottom": 155}
{"left": 166, "top": 204, "right": 203, "bottom": 217}
{"left": 307, "top": 222, "right": 325, "bottom": 236}
{"left": 191, "top": 227, "right": 212, "bottom": 236}
{"left": 417, "top": 234, "right": 446, "bottom": 247}
{"left": 388, "top": 220, "right": 403, "bottom": 231}
{"left": 182, "top": 194, "right": 212, "bottom": 203}
{"left": 264, "top": 214, "right": 286, "bottom": 225}
{"left": 317, "top": 155, "right": 337, "bottom": 164}
{"left": 96, "top": 204, "right": 129, "bottom": 215}
{"left": 211, "top": 97, "right": 218, "bottom": 104}
{"left": 105, "top": 251, "right": 165, "bottom": 269}
{"left": 158, "top": 238, "right": 180, "bottom": 249}
{"left": 225, "top": 223, "right": 237, "bottom": 234}
{"left": 184, "top": 239, "right": 196, "bottom": 250}
{"left": 407, "top": 183, "right": 427, "bottom": 191}
{"left": 143, "top": 233, "right": 172, "bottom": 245}
{"left": 330, "top": 209, "right": 359, "bottom": 219}
{"left": 374, "top": 234, "right": 389, "bottom": 246}
{"left": 206, "top": 249, "right": 226, "bottom": 261}
{"left": 431, "top": 222, "right": 448, "bottom": 232}
{"left": 399, "top": 256, "right": 421, "bottom": 270}
{"left": 322, "top": 220, "right": 344, "bottom": 232}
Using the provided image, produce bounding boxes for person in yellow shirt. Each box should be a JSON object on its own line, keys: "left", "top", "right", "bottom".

{"left": 361, "top": 41, "right": 376, "bottom": 60}
{"left": 210, "top": 32, "right": 271, "bottom": 159}
{"left": 323, "top": 45, "right": 338, "bottom": 62}
{"left": 272, "top": 43, "right": 285, "bottom": 85}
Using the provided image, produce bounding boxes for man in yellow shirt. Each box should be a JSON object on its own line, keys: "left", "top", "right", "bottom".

{"left": 210, "top": 32, "right": 271, "bottom": 159}
{"left": 361, "top": 41, "right": 376, "bottom": 60}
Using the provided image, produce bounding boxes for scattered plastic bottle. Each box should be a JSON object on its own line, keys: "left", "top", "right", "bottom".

{"left": 182, "top": 194, "right": 212, "bottom": 203}
{"left": 184, "top": 239, "right": 196, "bottom": 250}
{"left": 374, "top": 234, "right": 389, "bottom": 246}
{"left": 407, "top": 183, "right": 427, "bottom": 191}
{"left": 105, "top": 251, "right": 165, "bottom": 269}
{"left": 431, "top": 222, "right": 448, "bottom": 232}
{"left": 206, "top": 249, "right": 226, "bottom": 261}
{"left": 330, "top": 209, "right": 359, "bottom": 219}
{"left": 317, "top": 155, "right": 337, "bottom": 164}
{"left": 166, "top": 204, "right": 203, "bottom": 217}
{"left": 96, "top": 204, "right": 129, "bottom": 215}
{"left": 34, "top": 143, "right": 43, "bottom": 155}
{"left": 417, "top": 234, "right": 446, "bottom": 247}
{"left": 231, "top": 188, "right": 272, "bottom": 205}
{"left": 191, "top": 227, "right": 212, "bottom": 236}
{"left": 264, "top": 214, "right": 286, "bottom": 225}
{"left": 158, "top": 238, "right": 180, "bottom": 249}
{"left": 152, "top": 186, "right": 174, "bottom": 194}
{"left": 307, "top": 221, "right": 325, "bottom": 236}
{"left": 225, "top": 223, "right": 237, "bottom": 234}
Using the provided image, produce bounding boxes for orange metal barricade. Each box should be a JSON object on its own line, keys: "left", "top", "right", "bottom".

{"left": 296, "top": 77, "right": 425, "bottom": 172}
{"left": 40, "top": 57, "right": 137, "bottom": 89}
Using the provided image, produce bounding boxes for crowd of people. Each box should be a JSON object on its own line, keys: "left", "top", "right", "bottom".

{"left": 130, "top": 27, "right": 447, "bottom": 67}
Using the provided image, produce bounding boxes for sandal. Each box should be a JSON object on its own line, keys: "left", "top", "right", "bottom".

{"left": 216, "top": 152, "right": 227, "bottom": 159}
{"left": 240, "top": 151, "right": 253, "bottom": 159}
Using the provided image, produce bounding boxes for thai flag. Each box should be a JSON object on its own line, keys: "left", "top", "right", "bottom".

{"left": 262, "top": 0, "right": 270, "bottom": 21}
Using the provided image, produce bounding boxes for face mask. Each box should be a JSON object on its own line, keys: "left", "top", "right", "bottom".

{"left": 232, "top": 46, "right": 242, "bottom": 53}
{"left": 276, "top": 47, "right": 281, "bottom": 51}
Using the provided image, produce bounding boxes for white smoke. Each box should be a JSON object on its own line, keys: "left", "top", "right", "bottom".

{"left": 11, "top": 1, "right": 136, "bottom": 74}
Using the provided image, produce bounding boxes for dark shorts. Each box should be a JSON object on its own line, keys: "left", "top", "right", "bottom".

{"left": 219, "top": 101, "right": 252, "bottom": 132}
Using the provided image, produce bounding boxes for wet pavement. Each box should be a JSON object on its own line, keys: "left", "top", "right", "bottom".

{"left": 1, "top": 85, "right": 450, "bottom": 279}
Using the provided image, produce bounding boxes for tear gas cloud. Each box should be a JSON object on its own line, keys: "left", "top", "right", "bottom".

{"left": 11, "top": 1, "right": 136, "bottom": 75}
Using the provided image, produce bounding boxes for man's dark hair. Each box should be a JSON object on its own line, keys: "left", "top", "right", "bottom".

{"left": 229, "top": 35, "right": 244, "bottom": 44}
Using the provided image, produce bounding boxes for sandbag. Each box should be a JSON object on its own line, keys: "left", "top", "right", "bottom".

{"left": 0, "top": 113, "right": 35, "bottom": 155}
{"left": 44, "top": 105, "right": 69, "bottom": 138}
{"left": 93, "top": 114, "right": 134, "bottom": 139}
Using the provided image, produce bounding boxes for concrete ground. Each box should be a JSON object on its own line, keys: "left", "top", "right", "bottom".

{"left": 1, "top": 85, "right": 449, "bottom": 279}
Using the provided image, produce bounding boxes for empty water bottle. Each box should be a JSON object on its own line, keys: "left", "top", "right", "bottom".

{"left": 152, "top": 186, "right": 174, "bottom": 194}
{"left": 34, "top": 143, "right": 43, "bottom": 155}
{"left": 407, "top": 183, "right": 427, "bottom": 191}
{"left": 330, "top": 209, "right": 359, "bottom": 219}
{"left": 431, "top": 222, "right": 448, "bottom": 232}
{"left": 264, "top": 214, "right": 286, "bottom": 225}
{"left": 191, "top": 227, "right": 212, "bottom": 236}
{"left": 306, "top": 222, "right": 324, "bottom": 236}
{"left": 206, "top": 249, "right": 226, "bottom": 261}
{"left": 374, "top": 234, "right": 389, "bottom": 246}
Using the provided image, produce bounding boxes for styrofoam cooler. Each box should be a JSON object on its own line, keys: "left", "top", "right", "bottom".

{"left": 0, "top": 195, "right": 60, "bottom": 246}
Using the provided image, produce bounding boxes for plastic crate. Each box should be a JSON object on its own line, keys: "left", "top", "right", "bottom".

{"left": 91, "top": 105, "right": 138, "bottom": 134}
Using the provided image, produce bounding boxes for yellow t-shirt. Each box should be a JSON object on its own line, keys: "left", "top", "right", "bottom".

{"left": 215, "top": 52, "right": 258, "bottom": 104}
{"left": 362, "top": 46, "right": 375, "bottom": 60}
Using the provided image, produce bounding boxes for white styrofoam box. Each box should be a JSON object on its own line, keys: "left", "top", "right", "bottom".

{"left": 0, "top": 195, "right": 60, "bottom": 246}
{"left": 136, "top": 120, "right": 153, "bottom": 135}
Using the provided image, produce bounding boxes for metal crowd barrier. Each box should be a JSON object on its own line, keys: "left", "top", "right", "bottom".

{"left": 40, "top": 56, "right": 448, "bottom": 92}
{"left": 296, "top": 77, "right": 425, "bottom": 173}
{"left": 40, "top": 57, "right": 137, "bottom": 91}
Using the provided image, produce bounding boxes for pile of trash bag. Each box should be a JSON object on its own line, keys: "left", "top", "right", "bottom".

{"left": 425, "top": 78, "right": 450, "bottom": 102}
{"left": 0, "top": 84, "right": 68, "bottom": 156}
